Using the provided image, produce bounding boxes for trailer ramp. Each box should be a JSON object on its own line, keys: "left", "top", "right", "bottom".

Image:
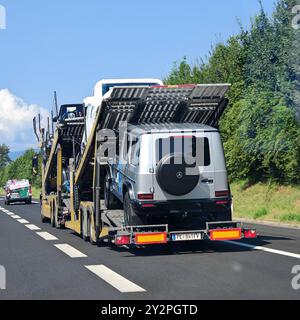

{"left": 99, "top": 84, "right": 230, "bottom": 130}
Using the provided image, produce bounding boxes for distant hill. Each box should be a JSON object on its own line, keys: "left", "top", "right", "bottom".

{"left": 9, "top": 149, "right": 39, "bottom": 161}
{"left": 9, "top": 150, "right": 25, "bottom": 161}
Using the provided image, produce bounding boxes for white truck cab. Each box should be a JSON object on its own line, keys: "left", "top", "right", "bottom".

{"left": 81, "top": 79, "right": 163, "bottom": 152}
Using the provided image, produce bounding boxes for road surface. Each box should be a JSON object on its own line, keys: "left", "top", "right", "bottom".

{"left": 0, "top": 198, "right": 299, "bottom": 300}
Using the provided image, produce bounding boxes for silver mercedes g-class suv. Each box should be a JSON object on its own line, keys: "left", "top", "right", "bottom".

{"left": 104, "top": 122, "right": 232, "bottom": 229}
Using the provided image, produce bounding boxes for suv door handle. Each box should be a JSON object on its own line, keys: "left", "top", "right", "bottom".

{"left": 201, "top": 179, "right": 213, "bottom": 184}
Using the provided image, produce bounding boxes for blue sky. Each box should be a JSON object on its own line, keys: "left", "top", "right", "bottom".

{"left": 0, "top": 0, "right": 276, "bottom": 150}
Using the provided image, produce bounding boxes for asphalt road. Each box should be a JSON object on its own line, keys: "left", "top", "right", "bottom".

{"left": 0, "top": 197, "right": 300, "bottom": 300}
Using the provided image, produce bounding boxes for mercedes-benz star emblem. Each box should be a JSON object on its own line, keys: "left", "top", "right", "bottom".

{"left": 176, "top": 171, "right": 183, "bottom": 179}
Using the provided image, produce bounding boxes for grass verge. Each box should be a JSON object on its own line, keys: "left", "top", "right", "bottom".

{"left": 231, "top": 182, "right": 300, "bottom": 225}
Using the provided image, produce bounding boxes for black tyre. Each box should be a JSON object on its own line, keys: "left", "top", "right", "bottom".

{"left": 104, "top": 174, "right": 120, "bottom": 209}
{"left": 80, "top": 207, "right": 88, "bottom": 241}
{"left": 89, "top": 214, "right": 97, "bottom": 245}
{"left": 51, "top": 201, "right": 57, "bottom": 228}
{"left": 41, "top": 210, "right": 47, "bottom": 223}
{"left": 123, "top": 192, "right": 143, "bottom": 226}
{"left": 156, "top": 153, "right": 200, "bottom": 196}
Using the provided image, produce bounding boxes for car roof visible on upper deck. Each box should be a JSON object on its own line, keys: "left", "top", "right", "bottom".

{"left": 127, "top": 122, "right": 218, "bottom": 135}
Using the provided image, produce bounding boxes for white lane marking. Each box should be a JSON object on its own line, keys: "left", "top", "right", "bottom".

{"left": 17, "top": 219, "right": 29, "bottom": 224}
{"left": 223, "top": 240, "right": 300, "bottom": 260}
{"left": 36, "top": 232, "right": 58, "bottom": 241}
{"left": 54, "top": 244, "right": 87, "bottom": 258}
{"left": 25, "top": 224, "right": 40, "bottom": 231}
{"left": 32, "top": 201, "right": 39, "bottom": 204}
{"left": 11, "top": 215, "right": 21, "bottom": 219}
{"left": 85, "top": 265, "right": 146, "bottom": 293}
{"left": 6, "top": 212, "right": 14, "bottom": 215}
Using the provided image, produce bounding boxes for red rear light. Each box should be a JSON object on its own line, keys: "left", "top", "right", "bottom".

{"left": 142, "top": 204, "right": 156, "bottom": 208}
{"left": 29, "top": 185, "right": 32, "bottom": 194}
{"left": 115, "top": 235, "right": 130, "bottom": 245}
{"left": 215, "top": 190, "right": 229, "bottom": 198}
{"left": 215, "top": 200, "right": 230, "bottom": 205}
{"left": 244, "top": 229, "right": 257, "bottom": 239}
{"left": 138, "top": 193, "right": 154, "bottom": 200}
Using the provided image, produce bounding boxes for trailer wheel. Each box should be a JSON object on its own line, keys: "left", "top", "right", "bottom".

{"left": 41, "top": 211, "right": 47, "bottom": 223}
{"left": 41, "top": 202, "right": 47, "bottom": 223}
{"left": 124, "top": 192, "right": 143, "bottom": 226}
{"left": 104, "top": 174, "right": 121, "bottom": 209}
{"left": 51, "top": 200, "right": 57, "bottom": 228}
{"left": 89, "top": 214, "right": 97, "bottom": 245}
{"left": 80, "top": 206, "right": 88, "bottom": 241}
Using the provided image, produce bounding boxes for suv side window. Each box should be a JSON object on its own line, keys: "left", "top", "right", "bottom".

{"left": 130, "top": 138, "right": 140, "bottom": 166}
{"left": 122, "top": 133, "right": 130, "bottom": 161}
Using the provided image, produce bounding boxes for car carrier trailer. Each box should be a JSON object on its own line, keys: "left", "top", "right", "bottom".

{"left": 33, "top": 83, "right": 257, "bottom": 247}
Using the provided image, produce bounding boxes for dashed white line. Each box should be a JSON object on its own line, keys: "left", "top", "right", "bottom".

{"left": 85, "top": 265, "right": 146, "bottom": 293}
{"left": 223, "top": 240, "right": 300, "bottom": 260}
{"left": 36, "top": 232, "right": 58, "bottom": 241}
{"left": 17, "top": 219, "right": 30, "bottom": 224}
{"left": 25, "top": 224, "right": 41, "bottom": 231}
{"left": 11, "top": 215, "right": 21, "bottom": 219}
{"left": 54, "top": 244, "right": 87, "bottom": 258}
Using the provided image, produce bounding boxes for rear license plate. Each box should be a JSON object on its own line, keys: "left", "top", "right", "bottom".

{"left": 172, "top": 232, "right": 202, "bottom": 241}
{"left": 11, "top": 193, "right": 19, "bottom": 199}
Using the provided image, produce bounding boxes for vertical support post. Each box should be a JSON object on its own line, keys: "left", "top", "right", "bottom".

{"left": 57, "top": 144, "right": 62, "bottom": 220}
{"left": 94, "top": 133, "right": 101, "bottom": 240}
{"left": 69, "top": 158, "right": 75, "bottom": 215}
{"left": 40, "top": 128, "right": 46, "bottom": 200}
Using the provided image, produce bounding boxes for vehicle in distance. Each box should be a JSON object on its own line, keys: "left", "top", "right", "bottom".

{"left": 4, "top": 179, "right": 32, "bottom": 205}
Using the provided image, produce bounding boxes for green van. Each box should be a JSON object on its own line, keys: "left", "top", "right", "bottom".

{"left": 4, "top": 179, "right": 32, "bottom": 205}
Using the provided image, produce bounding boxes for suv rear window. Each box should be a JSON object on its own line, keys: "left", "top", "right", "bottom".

{"left": 156, "top": 136, "right": 210, "bottom": 166}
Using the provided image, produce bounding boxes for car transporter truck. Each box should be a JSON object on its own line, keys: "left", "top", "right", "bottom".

{"left": 32, "top": 80, "right": 257, "bottom": 248}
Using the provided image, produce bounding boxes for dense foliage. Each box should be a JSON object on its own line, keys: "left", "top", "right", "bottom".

{"left": 165, "top": 0, "right": 300, "bottom": 184}
{"left": 0, "top": 144, "right": 11, "bottom": 169}
{"left": 0, "top": 149, "right": 41, "bottom": 188}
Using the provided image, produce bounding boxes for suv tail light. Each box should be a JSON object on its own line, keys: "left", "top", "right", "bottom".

{"left": 138, "top": 193, "right": 154, "bottom": 200}
{"left": 29, "top": 185, "right": 32, "bottom": 196}
{"left": 215, "top": 190, "right": 230, "bottom": 198}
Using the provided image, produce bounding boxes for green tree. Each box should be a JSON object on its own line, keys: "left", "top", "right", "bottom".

{"left": 0, "top": 144, "right": 11, "bottom": 169}
{"left": 164, "top": 0, "right": 300, "bottom": 184}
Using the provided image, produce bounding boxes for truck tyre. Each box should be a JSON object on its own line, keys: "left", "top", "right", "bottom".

{"left": 104, "top": 174, "right": 120, "bottom": 209}
{"left": 51, "top": 201, "right": 57, "bottom": 228}
{"left": 123, "top": 192, "right": 143, "bottom": 226}
{"left": 89, "top": 214, "right": 97, "bottom": 245}
{"left": 80, "top": 206, "right": 88, "bottom": 241}
{"left": 41, "top": 211, "right": 47, "bottom": 223}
